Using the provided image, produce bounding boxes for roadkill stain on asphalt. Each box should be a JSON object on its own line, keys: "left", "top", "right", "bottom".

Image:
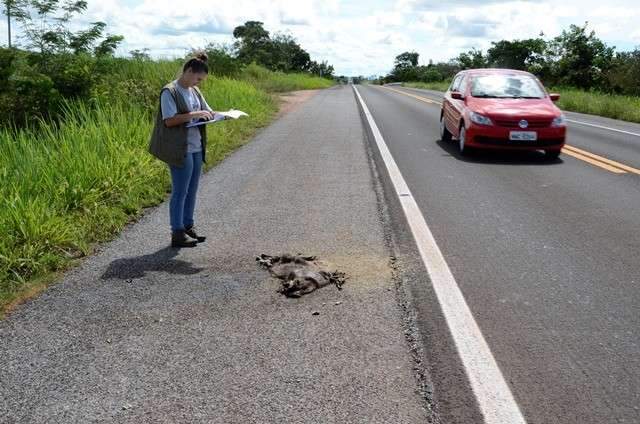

{"left": 256, "top": 254, "right": 347, "bottom": 297}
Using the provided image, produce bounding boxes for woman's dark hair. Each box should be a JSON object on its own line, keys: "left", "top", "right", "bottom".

{"left": 183, "top": 52, "right": 209, "bottom": 74}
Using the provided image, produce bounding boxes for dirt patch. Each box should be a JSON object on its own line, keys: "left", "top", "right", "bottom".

{"left": 277, "top": 90, "right": 320, "bottom": 118}
{"left": 257, "top": 254, "right": 346, "bottom": 297}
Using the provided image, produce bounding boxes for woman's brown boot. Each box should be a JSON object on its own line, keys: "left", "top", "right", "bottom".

{"left": 184, "top": 225, "right": 206, "bottom": 243}
{"left": 171, "top": 230, "right": 198, "bottom": 248}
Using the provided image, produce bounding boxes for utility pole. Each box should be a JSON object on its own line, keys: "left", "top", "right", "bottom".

{"left": 7, "top": 3, "right": 11, "bottom": 48}
{"left": 5, "top": 0, "right": 25, "bottom": 49}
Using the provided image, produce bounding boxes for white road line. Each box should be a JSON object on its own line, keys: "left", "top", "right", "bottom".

{"left": 353, "top": 85, "right": 527, "bottom": 424}
{"left": 565, "top": 119, "right": 640, "bottom": 137}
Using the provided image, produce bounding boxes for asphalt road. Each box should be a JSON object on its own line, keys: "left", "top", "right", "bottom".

{"left": 2, "top": 84, "right": 638, "bottom": 424}
{"left": 356, "top": 84, "right": 640, "bottom": 424}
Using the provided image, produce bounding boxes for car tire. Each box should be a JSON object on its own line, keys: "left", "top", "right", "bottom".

{"left": 440, "top": 113, "right": 452, "bottom": 142}
{"left": 545, "top": 149, "right": 561, "bottom": 160}
{"left": 459, "top": 125, "right": 469, "bottom": 155}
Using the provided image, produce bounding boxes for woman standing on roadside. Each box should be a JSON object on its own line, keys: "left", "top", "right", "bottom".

{"left": 149, "top": 52, "right": 220, "bottom": 248}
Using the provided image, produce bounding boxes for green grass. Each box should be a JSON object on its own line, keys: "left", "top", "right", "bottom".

{"left": 0, "top": 60, "right": 332, "bottom": 315}
{"left": 552, "top": 87, "right": 640, "bottom": 123}
{"left": 402, "top": 81, "right": 640, "bottom": 124}
{"left": 241, "top": 63, "right": 335, "bottom": 92}
{"left": 402, "top": 81, "right": 450, "bottom": 92}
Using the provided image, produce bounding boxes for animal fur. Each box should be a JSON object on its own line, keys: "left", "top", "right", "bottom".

{"left": 256, "top": 254, "right": 346, "bottom": 298}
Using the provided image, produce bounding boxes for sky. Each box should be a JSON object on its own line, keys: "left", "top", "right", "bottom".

{"left": 2, "top": 0, "right": 640, "bottom": 77}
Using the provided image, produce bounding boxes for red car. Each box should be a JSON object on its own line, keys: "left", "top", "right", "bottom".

{"left": 439, "top": 68, "right": 566, "bottom": 159}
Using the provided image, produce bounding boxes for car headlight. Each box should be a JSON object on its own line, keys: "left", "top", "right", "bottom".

{"left": 552, "top": 115, "right": 566, "bottom": 127}
{"left": 469, "top": 111, "right": 493, "bottom": 126}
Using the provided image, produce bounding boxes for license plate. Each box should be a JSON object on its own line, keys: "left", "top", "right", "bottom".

{"left": 509, "top": 131, "right": 537, "bottom": 141}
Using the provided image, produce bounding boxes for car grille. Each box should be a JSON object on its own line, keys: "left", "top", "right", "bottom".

{"left": 494, "top": 119, "right": 552, "bottom": 128}
{"left": 474, "top": 136, "right": 564, "bottom": 147}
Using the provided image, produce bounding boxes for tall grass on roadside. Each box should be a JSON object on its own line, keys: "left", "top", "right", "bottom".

{"left": 403, "top": 81, "right": 450, "bottom": 92}
{"left": 553, "top": 87, "right": 640, "bottom": 123}
{"left": 242, "top": 63, "right": 334, "bottom": 92}
{"left": 0, "top": 75, "right": 276, "bottom": 312}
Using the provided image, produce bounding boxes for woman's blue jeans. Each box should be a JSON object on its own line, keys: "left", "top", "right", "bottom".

{"left": 169, "top": 151, "right": 202, "bottom": 232}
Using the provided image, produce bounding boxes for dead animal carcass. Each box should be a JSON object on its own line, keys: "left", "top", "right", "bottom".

{"left": 256, "top": 254, "right": 346, "bottom": 298}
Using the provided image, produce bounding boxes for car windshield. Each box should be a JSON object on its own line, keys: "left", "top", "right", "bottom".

{"left": 470, "top": 74, "right": 546, "bottom": 99}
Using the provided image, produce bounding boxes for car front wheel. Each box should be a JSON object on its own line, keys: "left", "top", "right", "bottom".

{"left": 545, "top": 149, "right": 561, "bottom": 160}
{"left": 459, "top": 125, "right": 469, "bottom": 155}
{"left": 440, "top": 113, "right": 452, "bottom": 142}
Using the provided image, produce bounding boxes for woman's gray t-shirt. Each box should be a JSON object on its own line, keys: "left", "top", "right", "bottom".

{"left": 160, "top": 81, "right": 213, "bottom": 153}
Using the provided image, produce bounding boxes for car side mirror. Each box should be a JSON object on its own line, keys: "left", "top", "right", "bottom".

{"left": 549, "top": 93, "right": 560, "bottom": 102}
{"left": 451, "top": 92, "right": 464, "bottom": 100}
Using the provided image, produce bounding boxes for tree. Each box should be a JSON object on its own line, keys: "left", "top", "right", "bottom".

{"left": 547, "top": 23, "right": 614, "bottom": 89}
{"left": 416, "top": 66, "right": 443, "bottom": 82}
{"left": 308, "top": 59, "right": 334, "bottom": 78}
{"left": 68, "top": 20, "right": 106, "bottom": 54}
{"left": 232, "top": 20, "right": 334, "bottom": 76}
{"left": 2, "top": 0, "right": 27, "bottom": 48}
{"left": 232, "top": 20, "right": 272, "bottom": 66}
{"left": 15, "top": 0, "right": 122, "bottom": 56}
{"left": 93, "top": 34, "right": 123, "bottom": 56}
{"left": 201, "top": 42, "right": 240, "bottom": 76}
{"left": 268, "top": 33, "right": 311, "bottom": 72}
{"left": 394, "top": 51, "right": 419, "bottom": 68}
{"left": 607, "top": 48, "right": 640, "bottom": 95}
{"left": 391, "top": 51, "right": 420, "bottom": 81}
{"left": 129, "top": 48, "right": 150, "bottom": 61}
{"left": 455, "top": 48, "right": 488, "bottom": 69}
{"left": 487, "top": 38, "right": 547, "bottom": 70}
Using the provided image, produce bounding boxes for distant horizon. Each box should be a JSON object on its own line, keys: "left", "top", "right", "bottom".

{"left": 2, "top": 0, "right": 638, "bottom": 77}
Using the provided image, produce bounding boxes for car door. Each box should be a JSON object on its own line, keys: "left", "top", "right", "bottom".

{"left": 443, "top": 74, "right": 462, "bottom": 133}
{"left": 449, "top": 74, "right": 467, "bottom": 137}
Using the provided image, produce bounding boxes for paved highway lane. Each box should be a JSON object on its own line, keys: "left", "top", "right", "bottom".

{"left": 356, "top": 84, "right": 640, "bottom": 424}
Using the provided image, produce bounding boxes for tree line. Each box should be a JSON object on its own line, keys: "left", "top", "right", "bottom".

{"left": 383, "top": 23, "right": 640, "bottom": 96}
{"left": 1, "top": 1, "right": 335, "bottom": 126}
{"left": 225, "top": 20, "right": 333, "bottom": 77}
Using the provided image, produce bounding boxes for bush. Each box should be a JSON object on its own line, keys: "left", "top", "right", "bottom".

{"left": 204, "top": 45, "right": 242, "bottom": 77}
{"left": 417, "top": 67, "right": 444, "bottom": 83}
{"left": 0, "top": 48, "right": 17, "bottom": 83}
{"left": 43, "top": 53, "right": 96, "bottom": 98}
{"left": 1, "top": 52, "right": 62, "bottom": 126}
{"left": 0, "top": 50, "right": 102, "bottom": 125}
{"left": 607, "top": 50, "right": 640, "bottom": 96}
{"left": 241, "top": 63, "right": 334, "bottom": 92}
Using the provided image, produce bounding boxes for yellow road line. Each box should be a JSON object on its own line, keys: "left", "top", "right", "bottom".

{"left": 560, "top": 149, "right": 627, "bottom": 173}
{"left": 382, "top": 86, "right": 442, "bottom": 105}
{"left": 378, "top": 85, "right": 639, "bottom": 176}
{"left": 563, "top": 145, "right": 640, "bottom": 175}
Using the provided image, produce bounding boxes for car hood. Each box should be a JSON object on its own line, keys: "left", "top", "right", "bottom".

{"left": 467, "top": 97, "right": 560, "bottom": 119}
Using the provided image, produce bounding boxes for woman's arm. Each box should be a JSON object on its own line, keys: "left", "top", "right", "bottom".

{"left": 160, "top": 89, "right": 213, "bottom": 128}
{"left": 164, "top": 110, "right": 212, "bottom": 128}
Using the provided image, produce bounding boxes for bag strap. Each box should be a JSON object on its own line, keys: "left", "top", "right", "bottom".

{"left": 192, "top": 85, "right": 205, "bottom": 110}
{"left": 160, "top": 83, "right": 190, "bottom": 114}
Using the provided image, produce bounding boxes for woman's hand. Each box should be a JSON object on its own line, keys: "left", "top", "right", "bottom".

{"left": 164, "top": 110, "right": 214, "bottom": 128}
{"left": 190, "top": 110, "right": 214, "bottom": 120}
